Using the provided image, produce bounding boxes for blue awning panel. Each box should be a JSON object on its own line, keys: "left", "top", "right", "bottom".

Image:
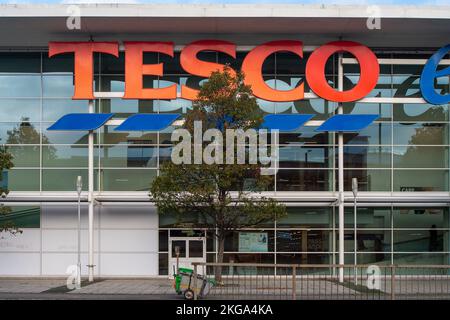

{"left": 316, "top": 114, "right": 379, "bottom": 132}
{"left": 261, "top": 114, "right": 314, "bottom": 132}
{"left": 114, "top": 113, "right": 181, "bottom": 131}
{"left": 47, "top": 113, "right": 114, "bottom": 131}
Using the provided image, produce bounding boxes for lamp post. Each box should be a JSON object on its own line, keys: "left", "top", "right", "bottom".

{"left": 352, "top": 177, "right": 358, "bottom": 285}
{"left": 76, "top": 175, "right": 82, "bottom": 288}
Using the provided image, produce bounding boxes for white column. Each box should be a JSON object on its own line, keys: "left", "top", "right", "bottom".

{"left": 338, "top": 53, "right": 345, "bottom": 283}
{"left": 88, "top": 99, "right": 95, "bottom": 282}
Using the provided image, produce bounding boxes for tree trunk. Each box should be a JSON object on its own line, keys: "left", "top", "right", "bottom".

{"left": 215, "top": 235, "right": 225, "bottom": 284}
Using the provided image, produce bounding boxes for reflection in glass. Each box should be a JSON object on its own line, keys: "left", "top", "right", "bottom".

{"left": 279, "top": 146, "right": 332, "bottom": 168}
{"left": 0, "top": 99, "right": 40, "bottom": 122}
{"left": 101, "top": 169, "right": 157, "bottom": 191}
{"left": 42, "top": 145, "right": 87, "bottom": 167}
{"left": 6, "top": 169, "right": 40, "bottom": 191}
{"left": 393, "top": 208, "right": 448, "bottom": 229}
{"left": 393, "top": 169, "right": 449, "bottom": 192}
{"left": 0, "top": 75, "right": 41, "bottom": 97}
{"left": 277, "top": 169, "right": 331, "bottom": 191}
{"left": 343, "top": 146, "right": 391, "bottom": 168}
{"left": 393, "top": 146, "right": 448, "bottom": 168}
{"left": 393, "top": 123, "right": 449, "bottom": 145}
{"left": 0, "top": 53, "right": 41, "bottom": 73}
{"left": 342, "top": 169, "right": 391, "bottom": 191}
{"left": 276, "top": 230, "right": 330, "bottom": 252}
{"left": 42, "top": 169, "right": 89, "bottom": 191}
{"left": 43, "top": 99, "right": 89, "bottom": 121}
{"left": 8, "top": 146, "right": 40, "bottom": 167}
{"left": 100, "top": 145, "right": 157, "bottom": 168}
{"left": 345, "top": 123, "right": 391, "bottom": 145}
{"left": 277, "top": 207, "right": 332, "bottom": 228}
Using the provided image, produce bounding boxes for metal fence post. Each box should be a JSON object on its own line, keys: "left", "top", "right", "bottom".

{"left": 193, "top": 263, "right": 198, "bottom": 300}
{"left": 391, "top": 265, "right": 396, "bottom": 300}
{"left": 292, "top": 266, "right": 297, "bottom": 300}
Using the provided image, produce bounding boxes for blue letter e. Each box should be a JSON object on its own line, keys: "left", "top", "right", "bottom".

{"left": 420, "top": 44, "right": 450, "bottom": 105}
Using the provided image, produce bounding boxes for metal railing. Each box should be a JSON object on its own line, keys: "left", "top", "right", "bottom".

{"left": 191, "top": 263, "right": 450, "bottom": 300}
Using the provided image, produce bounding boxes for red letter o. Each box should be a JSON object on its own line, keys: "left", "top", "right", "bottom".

{"left": 305, "top": 41, "right": 379, "bottom": 102}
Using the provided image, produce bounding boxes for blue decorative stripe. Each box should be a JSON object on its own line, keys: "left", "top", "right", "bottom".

{"left": 261, "top": 114, "right": 315, "bottom": 132}
{"left": 47, "top": 113, "right": 114, "bottom": 131}
{"left": 316, "top": 114, "right": 379, "bottom": 132}
{"left": 114, "top": 113, "right": 180, "bottom": 131}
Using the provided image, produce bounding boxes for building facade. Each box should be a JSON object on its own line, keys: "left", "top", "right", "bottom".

{"left": 0, "top": 4, "right": 449, "bottom": 277}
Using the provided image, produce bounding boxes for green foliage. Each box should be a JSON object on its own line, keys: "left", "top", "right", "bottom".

{"left": 150, "top": 67, "right": 286, "bottom": 279}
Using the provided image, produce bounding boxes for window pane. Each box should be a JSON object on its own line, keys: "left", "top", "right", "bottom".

{"left": 42, "top": 169, "right": 89, "bottom": 191}
{"left": 8, "top": 146, "right": 40, "bottom": 167}
{"left": 6, "top": 169, "right": 39, "bottom": 191}
{"left": 393, "top": 123, "right": 449, "bottom": 145}
{"left": 393, "top": 230, "right": 447, "bottom": 252}
{"left": 43, "top": 53, "right": 74, "bottom": 73}
{"left": 342, "top": 169, "right": 391, "bottom": 191}
{"left": 341, "top": 207, "right": 391, "bottom": 229}
{"left": 276, "top": 253, "right": 331, "bottom": 265}
{"left": 394, "top": 253, "right": 450, "bottom": 265}
{"left": 0, "top": 206, "right": 40, "bottom": 228}
{"left": 0, "top": 53, "right": 41, "bottom": 73}
{"left": 99, "top": 126, "right": 157, "bottom": 145}
{"left": 0, "top": 75, "right": 41, "bottom": 97}
{"left": 43, "top": 127, "right": 91, "bottom": 145}
{"left": 0, "top": 99, "right": 40, "bottom": 122}
{"left": 42, "top": 145, "right": 88, "bottom": 167}
{"left": 277, "top": 169, "right": 331, "bottom": 191}
{"left": 158, "top": 253, "right": 168, "bottom": 275}
{"left": 1, "top": 121, "right": 41, "bottom": 144}
{"left": 189, "top": 240, "right": 204, "bottom": 258}
{"left": 278, "top": 126, "right": 331, "bottom": 145}
{"left": 171, "top": 240, "right": 186, "bottom": 258}
{"left": 42, "top": 75, "right": 75, "bottom": 97}
{"left": 279, "top": 145, "right": 332, "bottom": 168}
{"left": 393, "top": 146, "right": 449, "bottom": 168}
{"left": 100, "top": 145, "right": 157, "bottom": 168}
{"left": 276, "top": 230, "right": 330, "bottom": 252}
{"left": 277, "top": 207, "right": 332, "bottom": 228}
{"left": 393, "top": 208, "right": 449, "bottom": 229}
{"left": 99, "top": 98, "right": 156, "bottom": 117}
{"left": 393, "top": 103, "right": 449, "bottom": 122}
{"left": 393, "top": 169, "right": 448, "bottom": 192}
{"left": 343, "top": 146, "right": 391, "bottom": 168}
{"left": 224, "top": 231, "right": 274, "bottom": 252}
{"left": 343, "top": 102, "right": 391, "bottom": 121}
{"left": 101, "top": 169, "right": 156, "bottom": 191}
{"left": 42, "top": 99, "right": 89, "bottom": 121}
{"left": 345, "top": 123, "right": 391, "bottom": 145}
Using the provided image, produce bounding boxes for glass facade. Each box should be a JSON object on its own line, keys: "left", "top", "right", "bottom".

{"left": 158, "top": 207, "right": 450, "bottom": 274}
{"left": 0, "top": 51, "right": 449, "bottom": 192}
{"left": 1, "top": 50, "right": 450, "bottom": 275}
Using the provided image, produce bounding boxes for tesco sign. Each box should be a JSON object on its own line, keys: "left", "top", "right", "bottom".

{"left": 48, "top": 40, "right": 450, "bottom": 105}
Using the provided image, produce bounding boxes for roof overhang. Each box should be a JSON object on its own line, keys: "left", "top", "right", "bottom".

{"left": 0, "top": 4, "right": 449, "bottom": 48}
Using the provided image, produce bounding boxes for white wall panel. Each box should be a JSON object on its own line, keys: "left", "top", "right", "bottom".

{"left": 42, "top": 229, "right": 98, "bottom": 252}
{"left": 0, "top": 253, "right": 40, "bottom": 275}
{"left": 42, "top": 253, "right": 99, "bottom": 276}
{"left": 99, "top": 206, "right": 158, "bottom": 229}
{"left": 100, "top": 229, "right": 158, "bottom": 253}
{"left": 0, "top": 229, "right": 40, "bottom": 252}
{"left": 41, "top": 205, "right": 99, "bottom": 229}
{"left": 100, "top": 253, "right": 158, "bottom": 276}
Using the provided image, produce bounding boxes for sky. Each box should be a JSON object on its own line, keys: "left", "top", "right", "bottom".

{"left": 0, "top": 0, "right": 449, "bottom": 5}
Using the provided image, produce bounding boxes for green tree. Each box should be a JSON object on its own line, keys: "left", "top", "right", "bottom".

{"left": 150, "top": 67, "right": 286, "bottom": 282}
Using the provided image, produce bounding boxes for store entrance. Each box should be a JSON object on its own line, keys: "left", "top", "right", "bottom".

{"left": 168, "top": 237, "right": 206, "bottom": 276}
